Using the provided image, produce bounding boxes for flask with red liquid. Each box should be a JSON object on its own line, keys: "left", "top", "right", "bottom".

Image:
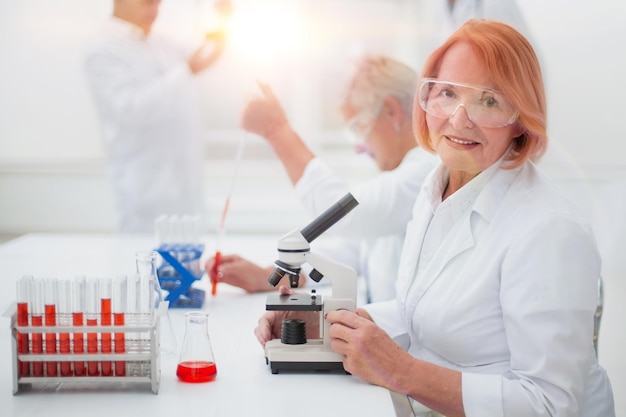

{"left": 176, "top": 312, "right": 217, "bottom": 383}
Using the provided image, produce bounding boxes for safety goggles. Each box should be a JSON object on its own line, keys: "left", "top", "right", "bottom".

{"left": 343, "top": 101, "right": 382, "bottom": 148}
{"left": 418, "top": 78, "right": 518, "bottom": 128}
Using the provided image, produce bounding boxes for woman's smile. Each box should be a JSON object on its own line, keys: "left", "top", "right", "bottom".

{"left": 445, "top": 134, "right": 479, "bottom": 146}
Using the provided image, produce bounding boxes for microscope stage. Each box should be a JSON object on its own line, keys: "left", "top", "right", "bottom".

{"left": 265, "top": 293, "right": 323, "bottom": 311}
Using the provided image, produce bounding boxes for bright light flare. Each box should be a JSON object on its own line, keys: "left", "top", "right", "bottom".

{"left": 227, "top": 3, "right": 311, "bottom": 68}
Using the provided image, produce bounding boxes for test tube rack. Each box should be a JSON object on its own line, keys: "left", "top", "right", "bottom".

{"left": 156, "top": 244, "right": 205, "bottom": 308}
{"left": 5, "top": 302, "right": 167, "bottom": 395}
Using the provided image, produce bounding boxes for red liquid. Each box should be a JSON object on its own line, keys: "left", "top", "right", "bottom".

{"left": 44, "top": 304, "right": 58, "bottom": 377}
{"left": 86, "top": 318, "right": 99, "bottom": 376}
{"left": 72, "top": 312, "right": 85, "bottom": 376}
{"left": 176, "top": 361, "right": 217, "bottom": 383}
{"left": 100, "top": 298, "right": 112, "bottom": 376}
{"left": 16, "top": 302, "right": 30, "bottom": 377}
{"left": 113, "top": 312, "right": 125, "bottom": 376}
{"left": 31, "top": 315, "right": 44, "bottom": 376}
{"left": 210, "top": 251, "right": 222, "bottom": 296}
{"left": 59, "top": 331, "right": 72, "bottom": 376}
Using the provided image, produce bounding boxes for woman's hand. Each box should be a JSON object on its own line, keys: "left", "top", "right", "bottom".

{"left": 254, "top": 286, "right": 320, "bottom": 348}
{"left": 204, "top": 254, "right": 273, "bottom": 293}
{"left": 326, "top": 309, "right": 412, "bottom": 391}
{"left": 241, "top": 82, "right": 291, "bottom": 141}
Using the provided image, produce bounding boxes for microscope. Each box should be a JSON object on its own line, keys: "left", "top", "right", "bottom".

{"left": 264, "top": 193, "right": 359, "bottom": 374}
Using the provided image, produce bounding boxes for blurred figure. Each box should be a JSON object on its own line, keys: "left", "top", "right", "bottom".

{"left": 206, "top": 55, "right": 438, "bottom": 301}
{"left": 84, "top": 0, "right": 230, "bottom": 232}
{"left": 413, "top": 0, "right": 532, "bottom": 69}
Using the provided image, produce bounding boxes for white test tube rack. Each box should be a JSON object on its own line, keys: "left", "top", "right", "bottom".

{"left": 5, "top": 302, "right": 168, "bottom": 395}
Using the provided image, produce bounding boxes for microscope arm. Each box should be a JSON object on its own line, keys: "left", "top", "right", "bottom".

{"left": 302, "top": 251, "right": 356, "bottom": 301}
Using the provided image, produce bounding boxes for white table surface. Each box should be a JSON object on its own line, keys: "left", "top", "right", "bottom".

{"left": 0, "top": 233, "right": 412, "bottom": 417}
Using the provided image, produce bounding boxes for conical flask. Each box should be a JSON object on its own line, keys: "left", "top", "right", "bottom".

{"left": 177, "top": 311, "right": 217, "bottom": 382}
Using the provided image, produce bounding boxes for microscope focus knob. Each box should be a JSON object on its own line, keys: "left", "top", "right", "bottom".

{"left": 309, "top": 268, "right": 324, "bottom": 283}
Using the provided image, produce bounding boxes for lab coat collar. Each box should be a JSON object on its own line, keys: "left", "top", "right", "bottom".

{"left": 105, "top": 16, "right": 147, "bottom": 40}
{"left": 405, "top": 154, "right": 522, "bottom": 304}
{"left": 423, "top": 152, "right": 519, "bottom": 224}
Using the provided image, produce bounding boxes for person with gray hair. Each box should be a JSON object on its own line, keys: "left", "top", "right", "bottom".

{"left": 205, "top": 55, "right": 438, "bottom": 301}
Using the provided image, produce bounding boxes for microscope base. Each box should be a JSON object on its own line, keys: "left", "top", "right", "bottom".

{"left": 265, "top": 339, "right": 348, "bottom": 374}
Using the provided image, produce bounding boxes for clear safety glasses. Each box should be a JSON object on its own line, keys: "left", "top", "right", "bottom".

{"left": 343, "top": 102, "right": 382, "bottom": 148}
{"left": 418, "top": 78, "right": 518, "bottom": 128}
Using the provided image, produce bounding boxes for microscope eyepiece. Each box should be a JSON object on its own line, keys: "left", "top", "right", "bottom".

{"left": 300, "top": 193, "right": 358, "bottom": 243}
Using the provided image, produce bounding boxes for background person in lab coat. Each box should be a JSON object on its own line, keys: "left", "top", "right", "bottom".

{"left": 256, "top": 20, "right": 615, "bottom": 416}
{"left": 205, "top": 55, "right": 438, "bottom": 301}
{"left": 413, "top": 0, "right": 532, "bottom": 69}
{"left": 84, "top": 0, "right": 229, "bottom": 232}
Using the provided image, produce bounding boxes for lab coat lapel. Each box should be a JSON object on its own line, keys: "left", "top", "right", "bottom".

{"left": 412, "top": 209, "right": 476, "bottom": 303}
{"left": 396, "top": 194, "right": 433, "bottom": 302}
{"left": 411, "top": 163, "right": 521, "bottom": 303}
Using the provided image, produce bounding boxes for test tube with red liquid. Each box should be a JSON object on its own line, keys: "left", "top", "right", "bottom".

{"left": 100, "top": 277, "right": 113, "bottom": 376}
{"left": 31, "top": 278, "right": 45, "bottom": 377}
{"left": 16, "top": 275, "right": 32, "bottom": 378}
{"left": 210, "top": 250, "right": 221, "bottom": 296}
{"left": 44, "top": 278, "right": 58, "bottom": 377}
{"left": 86, "top": 278, "right": 100, "bottom": 376}
{"left": 72, "top": 276, "right": 86, "bottom": 376}
{"left": 113, "top": 275, "right": 127, "bottom": 376}
{"left": 57, "top": 279, "right": 73, "bottom": 376}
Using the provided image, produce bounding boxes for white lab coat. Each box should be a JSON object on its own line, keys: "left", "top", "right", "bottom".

{"left": 84, "top": 17, "right": 205, "bottom": 233}
{"left": 366, "top": 157, "right": 615, "bottom": 416}
{"left": 295, "top": 147, "right": 439, "bottom": 302}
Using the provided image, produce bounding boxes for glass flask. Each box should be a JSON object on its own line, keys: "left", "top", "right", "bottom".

{"left": 177, "top": 312, "right": 217, "bottom": 383}
{"left": 135, "top": 250, "right": 177, "bottom": 357}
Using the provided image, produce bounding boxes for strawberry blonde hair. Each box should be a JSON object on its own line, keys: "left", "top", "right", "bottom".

{"left": 414, "top": 19, "right": 547, "bottom": 167}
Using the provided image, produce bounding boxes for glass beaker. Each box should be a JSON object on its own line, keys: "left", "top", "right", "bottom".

{"left": 135, "top": 250, "right": 177, "bottom": 357}
{"left": 177, "top": 311, "right": 217, "bottom": 383}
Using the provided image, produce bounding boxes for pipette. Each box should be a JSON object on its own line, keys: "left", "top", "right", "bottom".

{"left": 210, "top": 134, "right": 247, "bottom": 296}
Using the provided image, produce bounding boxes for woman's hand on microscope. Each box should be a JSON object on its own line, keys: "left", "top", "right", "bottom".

{"left": 325, "top": 309, "right": 415, "bottom": 392}
{"left": 204, "top": 254, "right": 274, "bottom": 293}
{"left": 254, "top": 286, "right": 320, "bottom": 348}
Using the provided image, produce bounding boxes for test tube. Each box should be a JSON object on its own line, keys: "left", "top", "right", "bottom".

{"left": 85, "top": 278, "right": 100, "bottom": 376}
{"left": 31, "top": 278, "right": 44, "bottom": 377}
{"left": 126, "top": 274, "right": 139, "bottom": 376}
{"left": 16, "top": 275, "right": 32, "bottom": 377}
{"left": 57, "top": 279, "right": 72, "bottom": 376}
{"left": 44, "top": 277, "right": 58, "bottom": 377}
{"left": 136, "top": 251, "right": 157, "bottom": 323}
{"left": 112, "top": 275, "right": 127, "bottom": 376}
{"left": 72, "top": 276, "right": 86, "bottom": 376}
{"left": 100, "top": 277, "right": 113, "bottom": 376}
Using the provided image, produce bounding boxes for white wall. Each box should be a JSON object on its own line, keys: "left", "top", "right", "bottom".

{"left": 1, "top": 0, "right": 626, "bottom": 278}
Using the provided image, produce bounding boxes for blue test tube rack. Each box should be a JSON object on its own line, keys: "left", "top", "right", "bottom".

{"left": 155, "top": 244, "right": 205, "bottom": 308}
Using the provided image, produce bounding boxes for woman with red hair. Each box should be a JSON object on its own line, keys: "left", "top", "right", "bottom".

{"left": 256, "top": 20, "right": 615, "bottom": 416}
